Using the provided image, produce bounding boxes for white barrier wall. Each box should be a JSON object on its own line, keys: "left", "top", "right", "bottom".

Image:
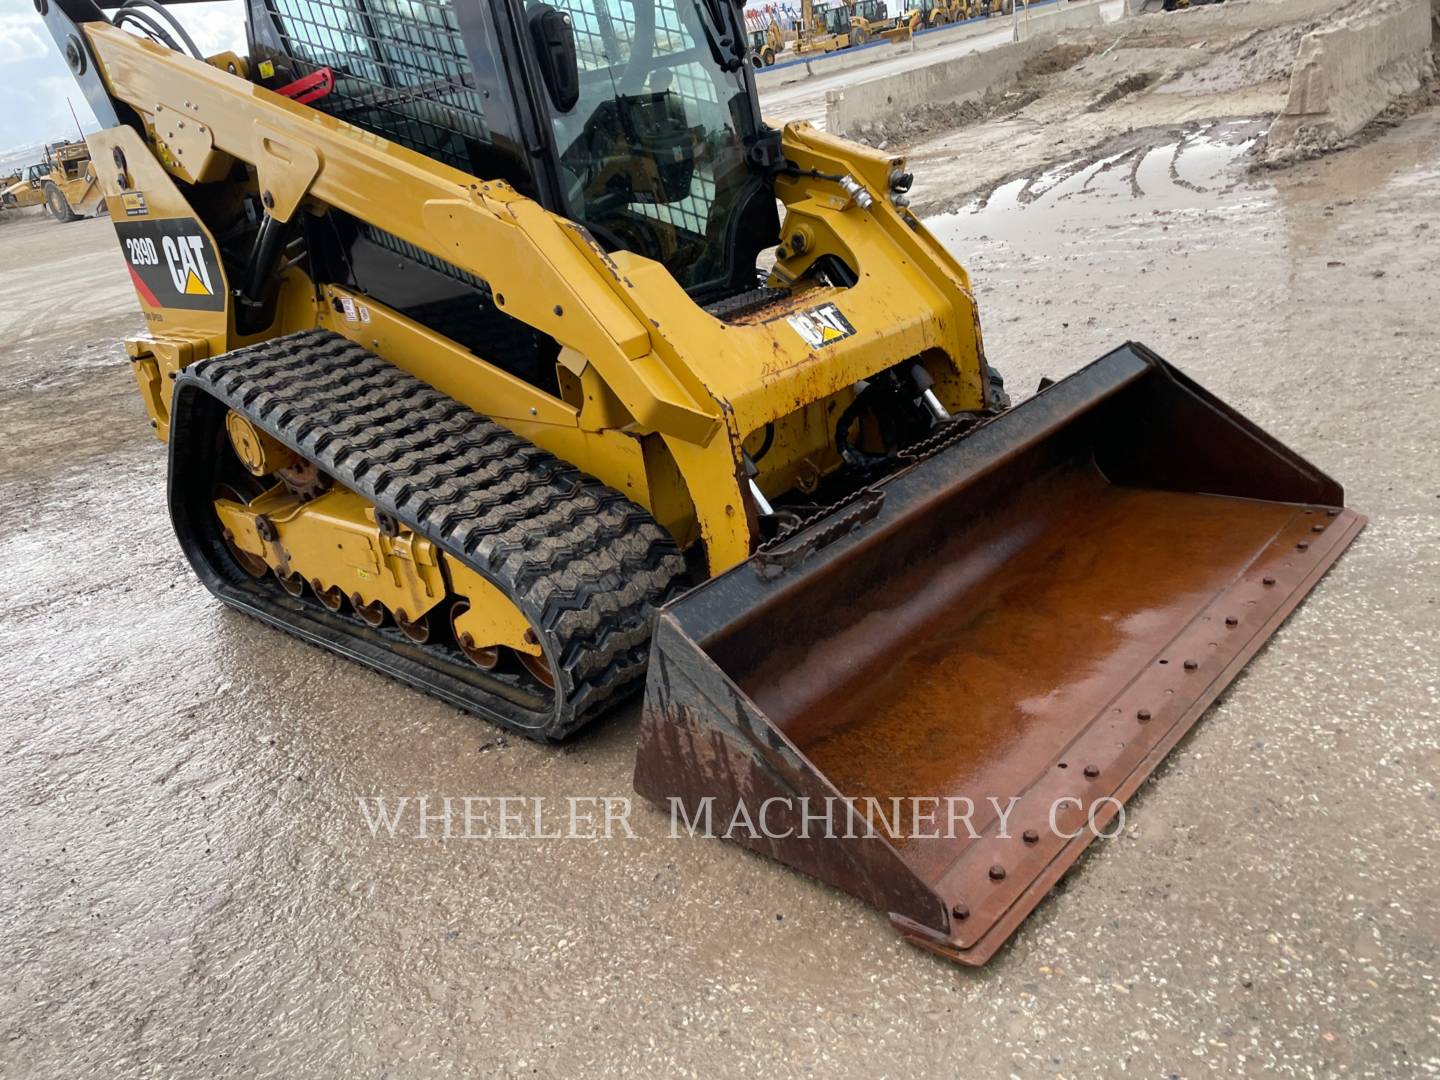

{"left": 1268, "top": 0, "right": 1434, "bottom": 150}
{"left": 824, "top": 31, "right": 1052, "bottom": 132}
{"left": 1013, "top": 0, "right": 1107, "bottom": 40}
{"left": 819, "top": 0, "right": 1108, "bottom": 131}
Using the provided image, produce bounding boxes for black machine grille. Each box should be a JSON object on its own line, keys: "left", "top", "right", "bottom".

{"left": 264, "top": 0, "right": 490, "bottom": 170}
{"left": 359, "top": 222, "right": 488, "bottom": 291}
{"left": 330, "top": 220, "right": 560, "bottom": 392}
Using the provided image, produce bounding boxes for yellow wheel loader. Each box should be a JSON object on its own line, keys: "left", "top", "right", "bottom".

{"left": 796, "top": 0, "right": 903, "bottom": 52}
{"left": 849, "top": 0, "right": 912, "bottom": 42}
{"left": 42, "top": 0, "right": 1361, "bottom": 965}
{"left": 796, "top": 0, "right": 858, "bottom": 52}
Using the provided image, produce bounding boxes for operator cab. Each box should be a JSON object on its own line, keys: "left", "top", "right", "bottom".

{"left": 819, "top": 4, "right": 851, "bottom": 33}
{"left": 248, "top": 0, "right": 780, "bottom": 302}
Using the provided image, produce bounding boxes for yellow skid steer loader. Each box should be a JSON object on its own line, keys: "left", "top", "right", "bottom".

{"left": 41, "top": 0, "right": 1361, "bottom": 964}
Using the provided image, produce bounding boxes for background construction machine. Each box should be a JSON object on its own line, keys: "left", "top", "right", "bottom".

{"left": 749, "top": 20, "right": 785, "bottom": 65}
{"left": 37, "top": 140, "right": 104, "bottom": 221}
{"left": 796, "top": 0, "right": 908, "bottom": 52}
{"left": 849, "top": 0, "right": 909, "bottom": 39}
{"left": 905, "top": 0, "right": 961, "bottom": 29}
{"left": 905, "top": 0, "right": 1011, "bottom": 26}
{"left": 796, "top": 0, "right": 860, "bottom": 51}
{"left": 1, "top": 142, "right": 104, "bottom": 220}
{"left": 1, "top": 164, "right": 49, "bottom": 211}
{"left": 41, "top": 0, "right": 1360, "bottom": 965}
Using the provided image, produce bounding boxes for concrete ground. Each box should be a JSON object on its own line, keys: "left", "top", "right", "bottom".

{"left": 2, "top": 107, "right": 1439, "bottom": 1080}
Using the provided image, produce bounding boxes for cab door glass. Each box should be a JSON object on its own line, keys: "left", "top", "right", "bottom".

{"left": 540, "top": 0, "right": 758, "bottom": 293}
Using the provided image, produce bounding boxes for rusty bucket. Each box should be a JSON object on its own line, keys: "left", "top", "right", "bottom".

{"left": 634, "top": 342, "right": 1363, "bottom": 966}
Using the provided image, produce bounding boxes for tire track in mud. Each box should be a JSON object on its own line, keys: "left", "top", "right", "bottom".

{"left": 920, "top": 117, "right": 1266, "bottom": 215}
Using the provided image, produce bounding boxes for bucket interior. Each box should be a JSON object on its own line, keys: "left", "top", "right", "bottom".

{"left": 698, "top": 360, "right": 1344, "bottom": 884}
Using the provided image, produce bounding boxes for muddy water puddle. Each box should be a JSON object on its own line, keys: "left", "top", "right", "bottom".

{"left": 929, "top": 119, "right": 1271, "bottom": 253}
{"left": 927, "top": 111, "right": 1440, "bottom": 289}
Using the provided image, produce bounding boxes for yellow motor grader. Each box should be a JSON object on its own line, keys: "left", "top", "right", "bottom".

{"left": 41, "top": 0, "right": 1361, "bottom": 965}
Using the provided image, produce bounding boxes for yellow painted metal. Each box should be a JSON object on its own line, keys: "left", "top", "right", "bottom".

{"left": 447, "top": 565, "right": 543, "bottom": 656}
{"left": 1, "top": 168, "right": 46, "bottom": 209}
{"left": 214, "top": 480, "right": 540, "bottom": 655}
{"left": 38, "top": 140, "right": 105, "bottom": 218}
{"left": 225, "top": 410, "right": 297, "bottom": 475}
{"left": 125, "top": 334, "right": 211, "bottom": 440}
{"left": 317, "top": 284, "right": 578, "bottom": 430}
{"left": 216, "top": 484, "right": 449, "bottom": 624}
{"left": 752, "top": 21, "right": 784, "bottom": 63}
{"left": 148, "top": 104, "right": 235, "bottom": 186}
{"left": 126, "top": 350, "right": 167, "bottom": 436}
{"left": 83, "top": 20, "right": 992, "bottom": 578}
{"left": 92, "top": 124, "right": 232, "bottom": 353}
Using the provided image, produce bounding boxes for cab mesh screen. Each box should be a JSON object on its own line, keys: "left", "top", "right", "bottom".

{"left": 264, "top": 0, "right": 490, "bottom": 169}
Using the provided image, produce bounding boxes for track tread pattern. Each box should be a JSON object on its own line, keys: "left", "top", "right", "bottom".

{"left": 183, "top": 329, "right": 687, "bottom": 739}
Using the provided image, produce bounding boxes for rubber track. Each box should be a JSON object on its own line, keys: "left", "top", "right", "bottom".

{"left": 180, "top": 329, "right": 687, "bottom": 739}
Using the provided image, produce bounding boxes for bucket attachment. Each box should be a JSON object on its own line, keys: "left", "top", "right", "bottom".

{"left": 634, "top": 342, "right": 1364, "bottom": 966}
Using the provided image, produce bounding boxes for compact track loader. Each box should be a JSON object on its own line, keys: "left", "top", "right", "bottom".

{"left": 43, "top": 0, "right": 1361, "bottom": 965}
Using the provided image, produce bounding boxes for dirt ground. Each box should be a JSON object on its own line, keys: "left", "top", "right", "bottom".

{"left": 829, "top": 0, "right": 1437, "bottom": 215}
{"left": 2, "top": 95, "right": 1440, "bottom": 1080}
